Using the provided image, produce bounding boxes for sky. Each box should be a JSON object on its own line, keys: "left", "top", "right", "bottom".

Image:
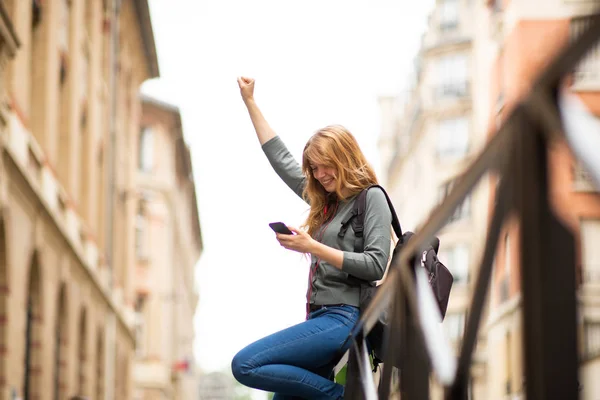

{"left": 141, "top": 0, "right": 433, "bottom": 391}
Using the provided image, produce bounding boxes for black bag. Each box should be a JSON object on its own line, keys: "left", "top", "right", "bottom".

{"left": 340, "top": 185, "right": 454, "bottom": 366}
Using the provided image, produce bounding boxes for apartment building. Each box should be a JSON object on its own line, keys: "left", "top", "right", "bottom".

{"left": 0, "top": 0, "right": 161, "bottom": 398}
{"left": 475, "top": 0, "right": 600, "bottom": 399}
{"left": 379, "top": 0, "right": 490, "bottom": 397}
{"left": 133, "top": 96, "right": 202, "bottom": 400}
{"left": 382, "top": 0, "right": 600, "bottom": 399}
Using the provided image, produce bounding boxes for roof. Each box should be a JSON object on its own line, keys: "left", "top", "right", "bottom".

{"left": 140, "top": 93, "right": 179, "bottom": 113}
{"left": 133, "top": 0, "right": 160, "bottom": 79}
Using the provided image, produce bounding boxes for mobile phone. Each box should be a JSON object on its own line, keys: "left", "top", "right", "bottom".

{"left": 269, "top": 222, "right": 294, "bottom": 235}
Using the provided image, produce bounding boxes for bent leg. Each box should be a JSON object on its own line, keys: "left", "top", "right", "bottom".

{"left": 270, "top": 357, "right": 339, "bottom": 400}
{"left": 231, "top": 306, "right": 358, "bottom": 399}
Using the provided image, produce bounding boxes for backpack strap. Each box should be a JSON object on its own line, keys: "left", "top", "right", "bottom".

{"left": 339, "top": 185, "right": 402, "bottom": 253}
{"left": 369, "top": 184, "right": 402, "bottom": 238}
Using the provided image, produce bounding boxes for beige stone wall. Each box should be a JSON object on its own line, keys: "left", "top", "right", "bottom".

{"left": 0, "top": 0, "right": 159, "bottom": 399}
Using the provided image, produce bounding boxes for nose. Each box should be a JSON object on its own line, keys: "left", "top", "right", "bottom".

{"left": 314, "top": 167, "right": 325, "bottom": 180}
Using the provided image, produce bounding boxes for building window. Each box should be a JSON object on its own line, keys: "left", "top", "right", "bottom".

{"left": 581, "top": 219, "right": 600, "bottom": 283}
{"left": 498, "top": 233, "right": 512, "bottom": 303}
{"left": 570, "top": 16, "right": 600, "bottom": 87}
{"left": 59, "top": 0, "right": 70, "bottom": 54}
{"left": 489, "top": 0, "right": 502, "bottom": 12}
{"left": 436, "top": 117, "right": 469, "bottom": 160}
{"left": 96, "top": 333, "right": 104, "bottom": 400}
{"left": 139, "top": 127, "right": 154, "bottom": 172}
{"left": 443, "top": 312, "right": 465, "bottom": 341}
{"left": 81, "top": 50, "right": 89, "bottom": 104}
{"left": 498, "top": 275, "right": 510, "bottom": 303}
{"left": 572, "top": 160, "right": 597, "bottom": 192}
{"left": 134, "top": 312, "right": 145, "bottom": 357}
{"left": 32, "top": 0, "right": 42, "bottom": 28}
{"left": 505, "top": 331, "right": 513, "bottom": 395}
{"left": 77, "top": 310, "right": 86, "bottom": 394}
{"left": 59, "top": 55, "right": 68, "bottom": 86}
{"left": 438, "top": 244, "right": 469, "bottom": 284}
{"left": 134, "top": 295, "right": 147, "bottom": 358}
{"left": 435, "top": 54, "right": 468, "bottom": 98}
{"left": 584, "top": 321, "right": 600, "bottom": 359}
{"left": 83, "top": 0, "right": 91, "bottom": 42}
{"left": 439, "top": 0, "right": 459, "bottom": 31}
{"left": 24, "top": 262, "right": 42, "bottom": 398}
{"left": 504, "top": 233, "right": 511, "bottom": 278}
{"left": 438, "top": 180, "right": 471, "bottom": 223}
{"left": 135, "top": 207, "right": 147, "bottom": 260}
{"left": 54, "top": 287, "right": 71, "bottom": 400}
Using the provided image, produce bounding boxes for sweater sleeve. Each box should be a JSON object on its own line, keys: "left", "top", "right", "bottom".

{"left": 342, "top": 188, "right": 392, "bottom": 281}
{"left": 262, "top": 136, "right": 307, "bottom": 200}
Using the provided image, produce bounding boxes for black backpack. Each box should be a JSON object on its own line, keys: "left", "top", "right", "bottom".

{"left": 340, "top": 185, "right": 454, "bottom": 366}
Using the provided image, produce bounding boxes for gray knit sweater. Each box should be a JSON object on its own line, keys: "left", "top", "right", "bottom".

{"left": 262, "top": 136, "right": 392, "bottom": 308}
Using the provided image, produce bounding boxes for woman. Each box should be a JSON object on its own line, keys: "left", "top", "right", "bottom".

{"left": 231, "top": 77, "right": 392, "bottom": 399}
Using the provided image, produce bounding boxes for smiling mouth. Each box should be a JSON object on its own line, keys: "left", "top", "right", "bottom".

{"left": 321, "top": 179, "right": 333, "bottom": 186}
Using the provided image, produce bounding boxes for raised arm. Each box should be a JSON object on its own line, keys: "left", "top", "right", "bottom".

{"left": 238, "top": 77, "right": 306, "bottom": 199}
{"left": 238, "top": 77, "right": 276, "bottom": 145}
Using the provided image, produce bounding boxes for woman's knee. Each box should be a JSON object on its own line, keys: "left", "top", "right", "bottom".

{"left": 231, "top": 349, "right": 253, "bottom": 383}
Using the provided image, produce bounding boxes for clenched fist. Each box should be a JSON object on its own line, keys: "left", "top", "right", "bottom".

{"left": 237, "top": 76, "right": 255, "bottom": 102}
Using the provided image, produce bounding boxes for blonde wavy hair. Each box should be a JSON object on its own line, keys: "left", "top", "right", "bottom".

{"left": 301, "top": 125, "right": 378, "bottom": 236}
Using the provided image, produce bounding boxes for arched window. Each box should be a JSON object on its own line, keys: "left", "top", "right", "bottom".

{"left": 24, "top": 256, "right": 42, "bottom": 399}
{"left": 138, "top": 127, "right": 154, "bottom": 172}
{"left": 54, "top": 285, "right": 68, "bottom": 400}
{"left": 29, "top": 0, "right": 45, "bottom": 143}
{"left": 96, "top": 330, "right": 104, "bottom": 400}
{"left": 504, "top": 233, "right": 511, "bottom": 278}
{"left": 57, "top": 0, "right": 73, "bottom": 186}
{"left": 0, "top": 220, "right": 7, "bottom": 396}
{"left": 135, "top": 200, "right": 148, "bottom": 260}
{"left": 77, "top": 309, "right": 87, "bottom": 395}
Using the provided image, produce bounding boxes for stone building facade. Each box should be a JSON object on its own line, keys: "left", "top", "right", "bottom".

{"left": 0, "top": 0, "right": 169, "bottom": 399}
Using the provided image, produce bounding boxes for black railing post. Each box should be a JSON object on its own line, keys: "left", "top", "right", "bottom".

{"left": 401, "top": 306, "right": 431, "bottom": 399}
{"left": 399, "top": 265, "right": 430, "bottom": 399}
{"left": 344, "top": 333, "right": 368, "bottom": 400}
{"left": 378, "top": 272, "right": 405, "bottom": 399}
{"left": 514, "top": 113, "right": 579, "bottom": 400}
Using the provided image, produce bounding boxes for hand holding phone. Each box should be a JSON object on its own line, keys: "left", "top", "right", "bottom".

{"left": 269, "top": 222, "right": 294, "bottom": 235}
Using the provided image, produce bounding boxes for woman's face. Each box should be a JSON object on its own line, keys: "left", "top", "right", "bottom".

{"left": 310, "top": 163, "right": 337, "bottom": 192}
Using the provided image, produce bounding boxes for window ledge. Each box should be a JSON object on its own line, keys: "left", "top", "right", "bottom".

{"left": 136, "top": 256, "right": 150, "bottom": 264}
{"left": 571, "top": 82, "right": 600, "bottom": 92}
{"left": 486, "top": 294, "right": 522, "bottom": 330}
{"left": 581, "top": 352, "right": 600, "bottom": 365}
{"left": 572, "top": 181, "right": 598, "bottom": 193}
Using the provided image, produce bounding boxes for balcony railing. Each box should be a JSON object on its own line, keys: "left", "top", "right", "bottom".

{"left": 498, "top": 275, "right": 510, "bottom": 304}
{"left": 343, "top": 10, "right": 600, "bottom": 400}
{"left": 434, "top": 82, "right": 470, "bottom": 100}
{"left": 582, "top": 267, "right": 600, "bottom": 283}
{"left": 440, "top": 21, "right": 459, "bottom": 33}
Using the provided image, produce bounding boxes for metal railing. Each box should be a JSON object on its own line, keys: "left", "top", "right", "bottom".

{"left": 344, "top": 10, "right": 600, "bottom": 400}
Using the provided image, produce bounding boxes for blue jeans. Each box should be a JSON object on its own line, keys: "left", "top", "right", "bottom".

{"left": 231, "top": 304, "right": 359, "bottom": 399}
